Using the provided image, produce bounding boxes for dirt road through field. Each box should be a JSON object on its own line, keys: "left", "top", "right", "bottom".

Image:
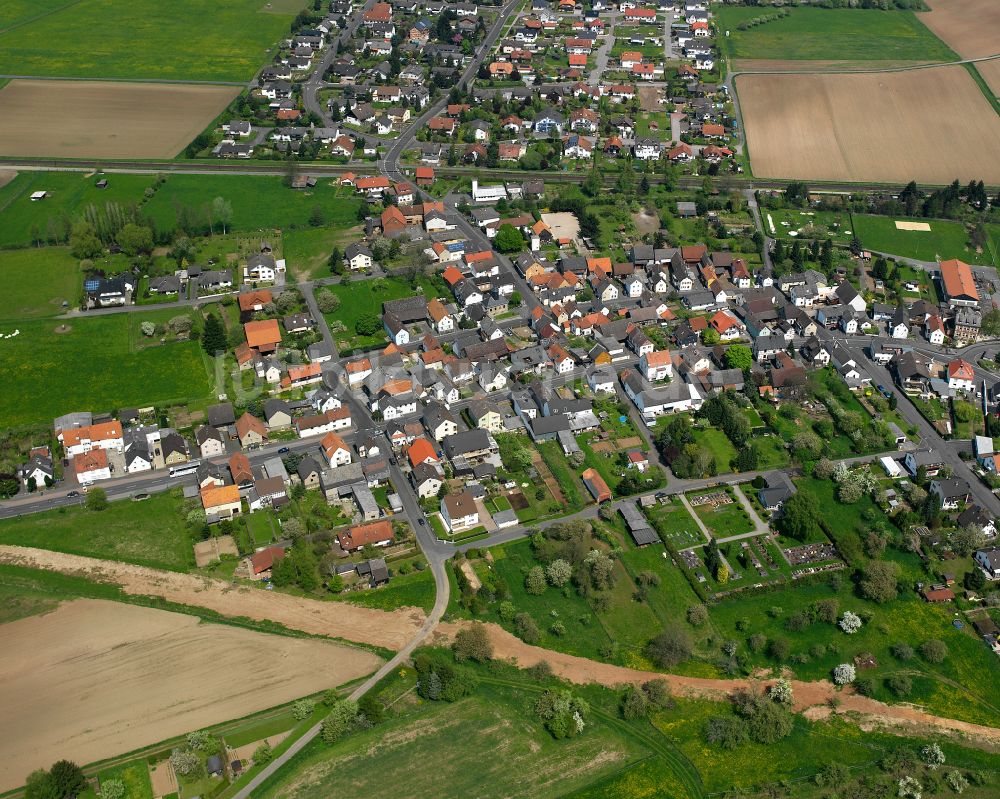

{"left": 0, "top": 545, "right": 426, "bottom": 649}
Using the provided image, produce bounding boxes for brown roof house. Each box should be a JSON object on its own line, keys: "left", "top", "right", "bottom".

{"left": 338, "top": 520, "right": 394, "bottom": 552}
{"left": 441, "top": 490, "right": 479, "bottom": 533}
{"left": 236, "top": 412, "right": 268, "bottom": 449}
{"left": 247, "top": 546, "right": 286, "bottom": 580}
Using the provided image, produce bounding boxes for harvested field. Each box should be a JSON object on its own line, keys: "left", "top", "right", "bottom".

{"left": 540, "top": 212, "right": 581, "bottom": 241}
{"left": 0, "top": 546, "right": 427, "bottom": 650}
{"left": 0, "top": 599, "right": 381, "bottom": 792}
{"left": 0, "top": 80, "right": 239, "bottom": 159}
{"left": 737, "top": 67, "right": 1000, "bottom": 184}
{"left": 193, "top": 534, "right": 239, "bottom": 567}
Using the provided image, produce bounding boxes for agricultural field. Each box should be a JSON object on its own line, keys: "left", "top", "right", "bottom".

{"left": 255, "top": 681, "right": 649, "bottom": 799}
{"left": 0, "top": 311, "right": 214, "bottom": 429}
{"left": 0, "top": 0, "right": 296, "bottom": 82}
{"left": 0, "top": 598, "right": 380, "bottom": 793}
{"left": 0, "top": 80, "right": 239, "bottom": 159}
{"left": 0, "top": 490, "right": 193, "bottom": 571}
{"left": 921, "top": 0, "right": 1000, "bottom": 83}
{"left": 716, "top": 6, "right": 956, "bottom": 65}
{"left": 738, "top": 66, "right": 1000, "bottom": 185}
{"left": 851, "top": 213, "right": 992, "bottom": 265}
{"left": 0, "top": 247, "right": 80, "bottom": 319}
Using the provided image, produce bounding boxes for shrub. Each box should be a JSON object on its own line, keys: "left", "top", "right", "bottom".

{"left": 921, "top": 743, "right": 945, "bottom": 769}
{"left": 891, "top": 642, "right": 915, "bottom": 661}
{"left": 453, "top": 623, "right": 494, "bottom": 663}
{"left": 546, "top": 558, "right": 572, "bottom": 586}
{"left": 887, "top": 674, "right": 912, "bottom": 698}
{"left": 704, "top": 716, "right": 749, "bottom": 749}
{"left": 920, "top": 639, "right": 948, "bottom": 664}
{"left": 100, "top": 780, "right": 126, "bottom": 799}
{"left": 687, "top": 604, "right": 709, "bottom": 626}
{"left": 292, "top": 699, "right": 316, "bottom": 720}
{"left": 768, "top": 678, "right": 793, "bottom": 707}
{"left": 647, "top": 624, "right": 693, "bottom": 667}
{"left": 898, "top": 776, "right": 922, "bottom": 799}
{"left": 514, "top": 613, "right": 540, "bottom": 644}
{"left": 525, "top": 565, "right": 547, "bottom": 595}
{"left": 534, "top": 689, "right": 588, "bottom": 739}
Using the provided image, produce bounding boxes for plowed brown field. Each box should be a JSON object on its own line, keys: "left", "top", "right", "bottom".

{"left": 738, "top": 66, "right": 1000, "bottom": 184}
{"left": 921, "top": 0, "right": 1000, "bottom": 94}
{"left": 0, "top": 80, "right": 238, "bottom": 158}
{"left": 0, "top": 599, "right": 381, "bottom": 792}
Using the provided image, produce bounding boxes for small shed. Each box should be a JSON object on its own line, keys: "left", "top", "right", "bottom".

{"left": 206, "top": 755, "right": 223, "bottom": 776}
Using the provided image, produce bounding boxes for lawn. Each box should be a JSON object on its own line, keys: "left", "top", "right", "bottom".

{"left": 715, "top": 7, "right": 956, "bottom": 63}
{"left": 256, "top": 681, "right": 650, "bottom": 799}
{"left": 0, "top": 172, "right": 159, "bottom": 248}
{"left": 0, "top": 312, "right": 214, "bottom": 429}
{"left": 0, "top": 491, "right": 193, "bottom": 571}
{"left": 850, "top": 213, "right": 984, "bottom": 264}
{"left": 0, "top": 247, "right": 80, "bottom": 319}
{"left": 323, "top": 277, "right": 422, "bottom": 353}
{"left": 283, "top": 224, "right": 364, "bottom": 282}
{"left": 690, "top": 426, "right": 737, "bottom": 474}
{"left": 688, "top": 489, "right": 754, "bottom": 539}
{"left": 144, "top": 176, "right": 366, "bottom": 235}
{"left": 0, "top": 0, "right": 297, "bottom": 81}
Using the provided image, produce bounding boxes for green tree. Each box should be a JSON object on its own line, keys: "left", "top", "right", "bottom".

{"left": 201, "top": 313, "right": 227, "bottom": 355}
{"left": 355, "top": 313, "right": 382, "bottom": 337}
{"left": 69, "top": 221, "right": 103, "bottom": 259}
{"left": 525, "top": 565, "right": 547, "bottom": 595}
{"left": 85, "top": 488, "right": 108, "bottom": 511}
{"left": 495, "top": 223, "right": 525, "bottom": 253}
{"left": 779, "top": 491, "right": 820, "bottom": 540}
{"left": 647, "top": 624, "right": 692, "bottom": 667}
{"left": 859, "top": 560, "right": 900, "bottom": 604}
{"left": 116, "top": 223, "right": 153, "bottom": 256}
{"left": 316, "top": 289, "right": 341, "bottom": 313}
{"left": 981, "top": 309, "right": 1000, "bottom": 337}
{"left": 452, "top": 623, "right": 494, "bottom": 663}
{"left": 724, "top": 344, "right": 753, "bottom": 373}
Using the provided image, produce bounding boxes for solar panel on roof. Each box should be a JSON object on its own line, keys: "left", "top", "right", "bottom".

{"left": 83, "top": 279, "right": 101, "bottom": 291}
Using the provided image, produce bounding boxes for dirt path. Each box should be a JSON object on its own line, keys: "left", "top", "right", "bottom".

{"left": 0, "top": 545, "right": 425, "bottom": 650}
{"left": 434, "top": 621, "right": 1000, "bottom": 749}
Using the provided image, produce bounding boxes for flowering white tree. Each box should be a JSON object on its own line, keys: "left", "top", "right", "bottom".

{"left": 921, "top": 743, "right": 945, "bottom": 770}
{"left": 768, "top": 678, "right": 794, "bottom": 707}
{"left": 833, "top": 663, "right": 856, "bottom": 685}
{"left": 898, "top": 776, "right": 922, "bottom": 799}
{"left": 839, "top": 610, "right": 863, "bottom": 634}
{"left": 832, "top": 462, "right": 850, "bottom": 484}
{"left": 546, "top": 558, "right": 572, "bottom": 587}
{"left": 944, "top": 772, "right": 968, "bottom": 794}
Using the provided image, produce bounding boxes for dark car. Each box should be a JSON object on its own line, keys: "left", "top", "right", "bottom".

{"left": 67, "top": 491, "right": 80, "bottom": 498}
{"left": 418, "top": 518, "right": 425, "bottom": 525}
{"left": 278, "top": 446, "right": 290, "bottom": 454}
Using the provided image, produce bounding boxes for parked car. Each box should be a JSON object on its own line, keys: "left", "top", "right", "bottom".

{"left": 278, "top": 446, "right": 290, "bottom": 453}
{"left": 66, "top": 491, "right": 80, "bottom": 498}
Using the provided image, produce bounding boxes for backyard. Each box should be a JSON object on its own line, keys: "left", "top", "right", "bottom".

{"left": 851, "top": 213, "right": 988, "bottom": 265}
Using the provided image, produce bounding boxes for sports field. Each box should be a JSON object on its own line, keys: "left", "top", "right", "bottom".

{"left": 851, "top": 214, "right": 992, "bottom": 265}
{"left": 716, "top": 7, "right": 956, "bottom": 65}
{"left": 0, "top": 80, "right": 239, "bottom": 159}
{"left": 0, "top": 0, "right": 295, "bottom": 82}
{"left": 0, "top": 312, "right": 214, "bottom": 429}
{"left": 738, "top": 66, "right": 1000, "bottom": 184}
{"left": 0, "top": 599, "right": 380, "bottom": 793}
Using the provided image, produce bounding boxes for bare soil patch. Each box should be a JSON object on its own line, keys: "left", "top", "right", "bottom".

{"left": 0, "top": 80, "right": 239, "bottom": 159}
{"left": 0, "top": 546, "right": 426, "bottom": 649}
{"left": 0, "top": 169, "right": 16, "bottom": 189}
{"left": 637, "top": 85, "right": 662, "bottom": 112}
{"left": 737, "top": 66, "right": 1000, "bottom": 184}
{"left": 541, "top": 211, "right": 581, "bottom": 242}
{"left": 0, "top": 599, "right": 381, "bottom": 792}
{"left": 53, "top": 324, "right": 72, "bottom": 334}
{"left": 921, "top": 0, "right": 1000, "bottom": 60}
{"left": 148, "top": 760, "right": 178, "bottom": 799}
{"left": 193, "top": 534, "right": 239, "bottom": 567}
{"left": 632, "top": 209, "right": 659, "bottom": 235}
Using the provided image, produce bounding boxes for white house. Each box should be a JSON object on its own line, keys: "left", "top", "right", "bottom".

{"left": 640, "top": 350, "right": 673, "bottom": 382}
{"left": 471, "top": 180, "right": 507, "bottom": 203}
{"left": 441, "top": 490, "right": 480, "bottom": 532}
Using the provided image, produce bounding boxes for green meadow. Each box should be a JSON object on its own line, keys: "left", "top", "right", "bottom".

{"left": 0, "top": 311, "right": 213, "bottom": 428}
{"left": 716, "top": 7, "right": 956, "bottom": 63}
{"left": 0, "top": 0, "right": 297, "bottom": 81}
